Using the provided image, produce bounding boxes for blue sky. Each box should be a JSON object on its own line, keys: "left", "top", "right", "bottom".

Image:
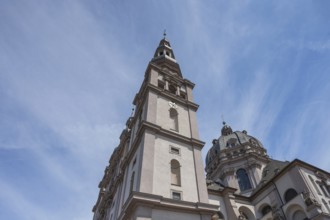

{"left": 1, "top": 1, "right": 330, "bottom": 219}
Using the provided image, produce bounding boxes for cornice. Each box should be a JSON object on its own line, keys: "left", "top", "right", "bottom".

{"left": 208, "top": 153, "right": 269, "bottom": 180}
{"left": 249, "top": 159, "right": 319, "bottom": 200}
{"left": 120, "top": 120, "right": 205, "bottom": 174}
{"left": 139, "top": 120, "right": 205, "bottom": 148}
{"left": 134, "top": 81, "right": 199, "bottom": 116}
{"left": 148, "top": 62, "right": 183, "bottom": 80}
{"left": 149, "top": 84, "right": 199, "bottom": 110}
{"left": 118, "top": 191, "right": 219, "bottom": 220}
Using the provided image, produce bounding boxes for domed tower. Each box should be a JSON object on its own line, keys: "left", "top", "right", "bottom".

{"left": 205, "top": 122, "right": 270, "bottom": 196}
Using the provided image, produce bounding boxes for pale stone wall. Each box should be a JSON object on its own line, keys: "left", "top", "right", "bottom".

{"left": 276, "top": 168, "right": 300, "bottom": 201}
{"left": 188, "top": 108, "right": 199, "bottom": 139}
{"left": 156, "top": 96, "right": 191, "bottom": 138}
{"left": 298, "top": 167, "right": 330, "bottom": 215}
{"left": 208, "top": 194, "right": 228, "bottom": 219}
{"left": 300, "top": 167, "right": 330, "bottom": 204}
{"left": 139, "top": 131, "right": 156, "bottom": 194}
{"left": 253, "top": 187, "right": 279, "bottom": 219}
{"left": 152, "top": 209, "right": 201, "bottom": 220}
{"left": 152, "top": 134, "right": 199, "bottom": 202}
{"left": 122, "top": 142, "right": 142, "bottom": 203}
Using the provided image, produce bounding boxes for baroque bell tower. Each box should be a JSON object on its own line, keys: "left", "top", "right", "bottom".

{"left": 92, "top": 35, "right": 218, "bottom": 220}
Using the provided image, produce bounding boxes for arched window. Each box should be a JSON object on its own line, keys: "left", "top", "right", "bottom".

{"left": 169, "top": 108, "right": 178, "bottom": 131}
{"left": 284, "top": 188, "right": 298, "bottom": 203}
{"left": 237, "top": 169, "right": 252, "bottom": 192}
{"left": 130, "top": 172, "right": 135, "bottom": 192}
{"left": 261, "top": 205, "right": 272, "bottom": 216}
{"left": 171, "top": 159, "right": 181, "bottom": 186}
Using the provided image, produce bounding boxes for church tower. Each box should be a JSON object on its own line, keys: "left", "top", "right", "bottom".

{"left": 92, "top": 36, "right": 218, "bottom": 220}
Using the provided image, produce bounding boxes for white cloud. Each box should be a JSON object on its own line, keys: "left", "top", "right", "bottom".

{"left": 1, "top": 1, "right": 330, "bottom": 219}
{"left": 0, "top": 180, "right": 51, "bottom": 220}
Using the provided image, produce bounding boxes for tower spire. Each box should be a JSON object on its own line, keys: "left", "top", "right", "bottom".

{"left": 151, "top": 32, "right": 183, "bottom": 77}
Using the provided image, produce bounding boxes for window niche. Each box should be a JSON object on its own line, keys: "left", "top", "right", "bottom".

{"left": 169, "top": 108, "right": 179, "bottom": 131}
{"left": 171, "top": 159, "right": 181, "bottom": 186}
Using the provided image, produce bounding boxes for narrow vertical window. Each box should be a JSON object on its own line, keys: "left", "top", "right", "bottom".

{"left": 138, "top": 110, "right": 143, "bottom": 128}
{"left": 169, "top": 108, "right": 178, "bottom": 131}
{"left": 130, "top": 172, "right": 135, "bottom": 192}
{"left": 171, "top": 159, "right": 181, "bottom": 186}
{"left": 309, "top": 175, "right": 321, "bottom": 195}
{"left": 319, "top": 183, "right": 330, "bottom": 197}
{"left": 323, "top": 199, "right": 330, "bottom": 213}
{"left": 236, "top": 168, "right": 252, "bottom": 191}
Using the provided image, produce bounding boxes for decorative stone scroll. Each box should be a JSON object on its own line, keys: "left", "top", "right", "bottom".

{"left": 168, "top": 101, "right": 178, "bottom": 109}
{"left": 303, "top": 191, "right": 320, "bottom": 207}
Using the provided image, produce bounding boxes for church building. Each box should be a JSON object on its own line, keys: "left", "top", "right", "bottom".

{"left": 92, "top": 36, "right": 330, "bottom": 220}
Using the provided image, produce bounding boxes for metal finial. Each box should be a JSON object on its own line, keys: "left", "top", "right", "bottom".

{"left": 221, "top": 114, "right": 226, "bottom": 125}
{"left": 163, "top": 29, "right": 166, "bottom": 39}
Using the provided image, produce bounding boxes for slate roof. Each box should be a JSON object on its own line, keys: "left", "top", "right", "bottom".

{"left": 253, "top": 159, "right": 290, "bottom": 192}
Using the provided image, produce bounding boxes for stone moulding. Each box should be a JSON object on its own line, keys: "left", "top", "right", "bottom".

{"left": 118, "top": 191, "right": 219, "bottom": 220}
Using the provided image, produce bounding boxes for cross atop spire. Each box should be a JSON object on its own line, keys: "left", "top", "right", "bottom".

{"left": 221, "top": 114, "right": 226, "bottom": 126}
{"left": 163, "top": 29, "right": 167, "bottom": 39}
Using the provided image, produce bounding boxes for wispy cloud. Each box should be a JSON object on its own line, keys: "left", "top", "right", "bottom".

{"left": 0, "top": 180, "right": 50, "bottom": 220}
{"left": 1, "top": 1, "right": 330, "bottom": 219}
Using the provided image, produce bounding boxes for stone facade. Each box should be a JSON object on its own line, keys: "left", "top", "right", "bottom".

{"left": 92, "top": 37, "right": 330, "bottom": 220}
